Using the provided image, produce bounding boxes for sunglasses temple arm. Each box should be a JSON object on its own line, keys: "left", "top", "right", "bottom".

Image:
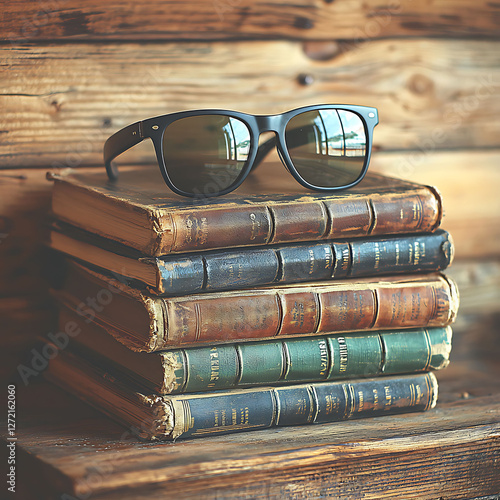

{"left": 104, "top": 122, "right": 145, "bottom": 180}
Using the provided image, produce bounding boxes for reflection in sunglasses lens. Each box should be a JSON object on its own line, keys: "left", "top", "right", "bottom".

{"left": 163, "top": 115, "right": 251, "bottom": 196}
{"left": 285, "top": 109, "right": 367, "bottom": 188}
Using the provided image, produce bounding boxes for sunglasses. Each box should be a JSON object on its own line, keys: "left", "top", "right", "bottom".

{"left": 104, "top": 104, "right": 378, "bottom": 198}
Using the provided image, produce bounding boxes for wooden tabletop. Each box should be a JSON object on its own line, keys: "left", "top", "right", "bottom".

{"left": 3, "top": 313, "right": 500, "bottom": 499}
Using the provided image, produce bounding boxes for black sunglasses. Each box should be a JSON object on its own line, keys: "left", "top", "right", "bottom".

{"left": 104, "top": 104, "right": 378, "bottom": 198}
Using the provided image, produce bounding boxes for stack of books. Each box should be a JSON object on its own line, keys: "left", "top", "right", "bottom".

{"left": 44, "top": 163, "right": 458, "bottom": 440}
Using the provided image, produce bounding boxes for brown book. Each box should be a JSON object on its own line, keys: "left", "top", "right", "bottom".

{"left": 57, "top": 306, "right": 452, "bottom": 395}
{"left": 54, "top": 261, "right": 459, "bottom": 352}
{"left": 47, "top": 164, "right": 443, "bottom": 257}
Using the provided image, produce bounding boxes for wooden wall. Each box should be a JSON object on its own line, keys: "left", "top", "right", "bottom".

{"left": 1, "top": 1, "right": 500, "bottom": 380}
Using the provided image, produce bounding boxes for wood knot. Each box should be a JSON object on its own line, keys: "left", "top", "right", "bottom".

{"left": 297, "top": 73, "right": 314, "bottom": 86}
{"left": 407, "top": 74, "right": 434, "bottom": 96}
{"left": 294, "top": 16, "right": 314, "bottom": 30}
{"left": 303, "top": 41, "right": 341, "bottom": 61}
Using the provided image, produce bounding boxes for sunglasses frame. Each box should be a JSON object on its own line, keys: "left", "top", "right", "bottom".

{"left": 104, "top": 104, "right": 379, "bottom": 198}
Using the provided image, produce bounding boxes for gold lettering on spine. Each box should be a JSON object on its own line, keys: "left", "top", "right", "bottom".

{"left": 414, "top": 241, "right": 421, "bottom": 265}
{"left": 337, "top": 336, "right": 348, "bottom": 373}
{"left": 318, "top": 339, "right": 329, "bottom": 377}
{"left": 410, "top": 292, "right": 422, "bottom": 322}
{"left": 324, "top": 246, "right": 333, "bottom": 271}
{"left": 209, "top": 348, "right": 220, "bottom": 385}
{"left": 373, "top": 389, "right": 379, "bottom": 410}
{"left": 185, "top": 217, "right": 193, "bottom": 244}
{"left": 384, "top": 386, "right": 392, "bottom": 409}
{"left": 325, "top": 394, "right": 333, "bottom": 414}
{"left": 308, "top": 249, "right": 315, "bottom": 275}
{"left": 357, "top": 391, "right": 364, "bottom": 412}
{"left": 199, "top": 217, "right": 208, "bottom": 245}
{"left": 249, "top": 213, "right": 260, "bottom": 240}
{"left": 291, "top": 301, "right": 305, "bottom": 329}
{"left": 374, "top": 242, "right": 380, "bottom": 269}
{"left": 395, "top": 242, "right": 400, "bottom": 266}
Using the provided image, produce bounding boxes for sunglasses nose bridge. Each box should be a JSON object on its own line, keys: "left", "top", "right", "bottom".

{"left": 255, "top": 114, "right": 282, "bottom": 134}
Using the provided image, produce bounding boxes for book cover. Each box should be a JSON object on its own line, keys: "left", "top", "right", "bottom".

{"left": 59, "top": 306, "right": 452, "bottom": 395}
{"left": 53, "top": 260, "right": 459, "bottom": 352}
{"left": 47, "top": 164, "right": 443, "bottom": 256}
{"left": 45, "top": 346, "right": 439, "bottom": 441}
{"left": 49, "top": 223, "right": 454, "bottom": 296}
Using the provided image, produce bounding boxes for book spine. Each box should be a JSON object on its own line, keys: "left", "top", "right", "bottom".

{"left": 164, "top": 327, "right": 451, "bottom": 394}
{"left": 164, "top": 187, "right": 441, "bottom": 253}
{"left": 168, "top": 373, "right": 437, "bottom": 439}
{"left": 161, "top": 275, "right": 458, "bottom": 346}
{"left": 156, "top": 230, "right": 454, "bottom": 295}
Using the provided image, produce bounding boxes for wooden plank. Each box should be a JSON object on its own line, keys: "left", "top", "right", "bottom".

{"left": 0, "top": 296, "right": 55, "bottom": 384}
{"left": 0, "top": 170, "right": 53, "bottom": 296}
{"left": 0, "top": 169, "right": 62, "bottom": 296}
{"left": 5, "top": 355, "right": 500, "bottom": 499}
{"left": 371, "top": 150, "right": 500, "bottom": 260}
{"left": 1, "top": 39, "right": 499, "bottom": 168}
{"left": 2, "top": 0, "right": 500, "bottom": 42}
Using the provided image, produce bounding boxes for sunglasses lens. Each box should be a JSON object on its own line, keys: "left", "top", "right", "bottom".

{"left": 285, "top": 109, "right": 367, "bottom": 188}
{"left": 162, "top": 115, "right": 251, "bottom": 196}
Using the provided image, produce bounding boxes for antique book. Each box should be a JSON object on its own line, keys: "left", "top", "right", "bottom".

{"left": 59, "top": 307, "right": 452, "bottom": 395}
{"left": 49, "top": 224, "right": 454, "bottom": 295}
{"left": 45, "top": 346, "right": 439, "bottom": 441}
{"left": 54, "top": 260, "right": 459, "bottom": 352}
{"left": 47, "top": 164, "right": 443, "bottom": 257}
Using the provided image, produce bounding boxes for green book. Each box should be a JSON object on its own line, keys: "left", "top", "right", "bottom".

{"left": 45, "top": 345, "right": 439, "bottom": 441}
{"left": 58, "top": 307, "right": 452, "bottom": 394}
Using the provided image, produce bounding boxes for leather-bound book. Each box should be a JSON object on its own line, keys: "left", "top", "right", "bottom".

{"left": 49, "top": 223, "right": 454, "bottom": 296}
{"left": 45, "top": 345, "right": 439, "bottom": 441}
{"left": 53, "top": 260, "right": 459, "bottom": 352}
{"left": 47, "top": 163, "right": 443, "bottom": 257}
{"left": 58, "top": 307, "right": 452, "bottom": 395}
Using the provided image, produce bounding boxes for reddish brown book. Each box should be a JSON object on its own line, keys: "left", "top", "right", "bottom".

{"left": 48, "top": 164, "right": 443, "bottom": 257}
{"left": 53, "top": 261, "right": 459, "bottom": 352}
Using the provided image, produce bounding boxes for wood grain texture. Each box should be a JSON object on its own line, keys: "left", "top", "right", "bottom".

{"left": 371, "top": 150, "right": 500, "bottom": 259}
{"left": 0, "top": 168, "right": 94, "bottom": 296}
{"left": 2, "top": 0, "right": 500, "bottom": 42}
{"left": 5, "top": 357, "right": 500, "bottom": 499}
{"left": 0, "top": 296, "right": 55, "bottom": 384}
{"left": 1, "top": 39, "right": 499, "bottom": 168}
